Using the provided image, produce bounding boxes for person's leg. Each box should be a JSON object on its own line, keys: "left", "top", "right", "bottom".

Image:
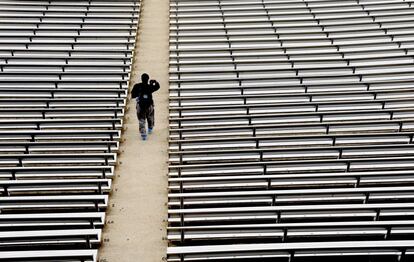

{"left": 147, "top": 105, "right": 155, "bottom": 134}
{"left": 136, "top": 103, "right": 147, "bottom": 139}
{"left": 139, "top": 118, "right": 147, "bottom": 140}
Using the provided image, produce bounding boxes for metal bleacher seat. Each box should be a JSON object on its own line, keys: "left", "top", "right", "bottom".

{"left": 0, "top": 0, "right": 139, "bottom": 261}
{"left": 168, "top": 0, "right": 414, "bottom": 261}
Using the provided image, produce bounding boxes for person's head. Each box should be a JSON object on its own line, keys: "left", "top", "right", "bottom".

{"left": 141, "top": 73, "right": 149, "bottom": 84}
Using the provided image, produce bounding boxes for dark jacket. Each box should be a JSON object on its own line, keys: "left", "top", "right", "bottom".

{"left": 131, "top": 81, "right": 160, "bottom": 107}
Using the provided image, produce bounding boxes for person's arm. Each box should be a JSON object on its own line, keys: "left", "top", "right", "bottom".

{"left": 131, "top": 84, "right": 140, "bottom": 98}
{"left": 150, "top": 80, "right": 160, "bottom": 93}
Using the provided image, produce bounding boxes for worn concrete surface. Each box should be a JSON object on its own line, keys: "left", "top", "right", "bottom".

{"left": 98, "top": 0, "right": 169, "bottom": 261}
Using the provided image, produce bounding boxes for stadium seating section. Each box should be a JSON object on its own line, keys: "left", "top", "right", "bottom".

{"left": 168, "top": 0, "right": 414, "bottom": 261}
{"left": 0, "top": 0, "right": 139, "bottom": 261}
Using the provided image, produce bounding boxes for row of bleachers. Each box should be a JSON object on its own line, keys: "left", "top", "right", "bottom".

{"left": 0, "top": 0, "right": 139, "bottom": 261}
{"left": 168, "top": 0, "right": 414, "bottom": 261}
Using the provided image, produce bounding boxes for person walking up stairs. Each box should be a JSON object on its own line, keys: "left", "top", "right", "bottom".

{"left": 131, "top": 73, "right": 160, "bottom": 140}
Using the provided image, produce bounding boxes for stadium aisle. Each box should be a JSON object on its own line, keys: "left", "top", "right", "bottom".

{"left": 99, "top": 0, "right": 169, "bottom": 261}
